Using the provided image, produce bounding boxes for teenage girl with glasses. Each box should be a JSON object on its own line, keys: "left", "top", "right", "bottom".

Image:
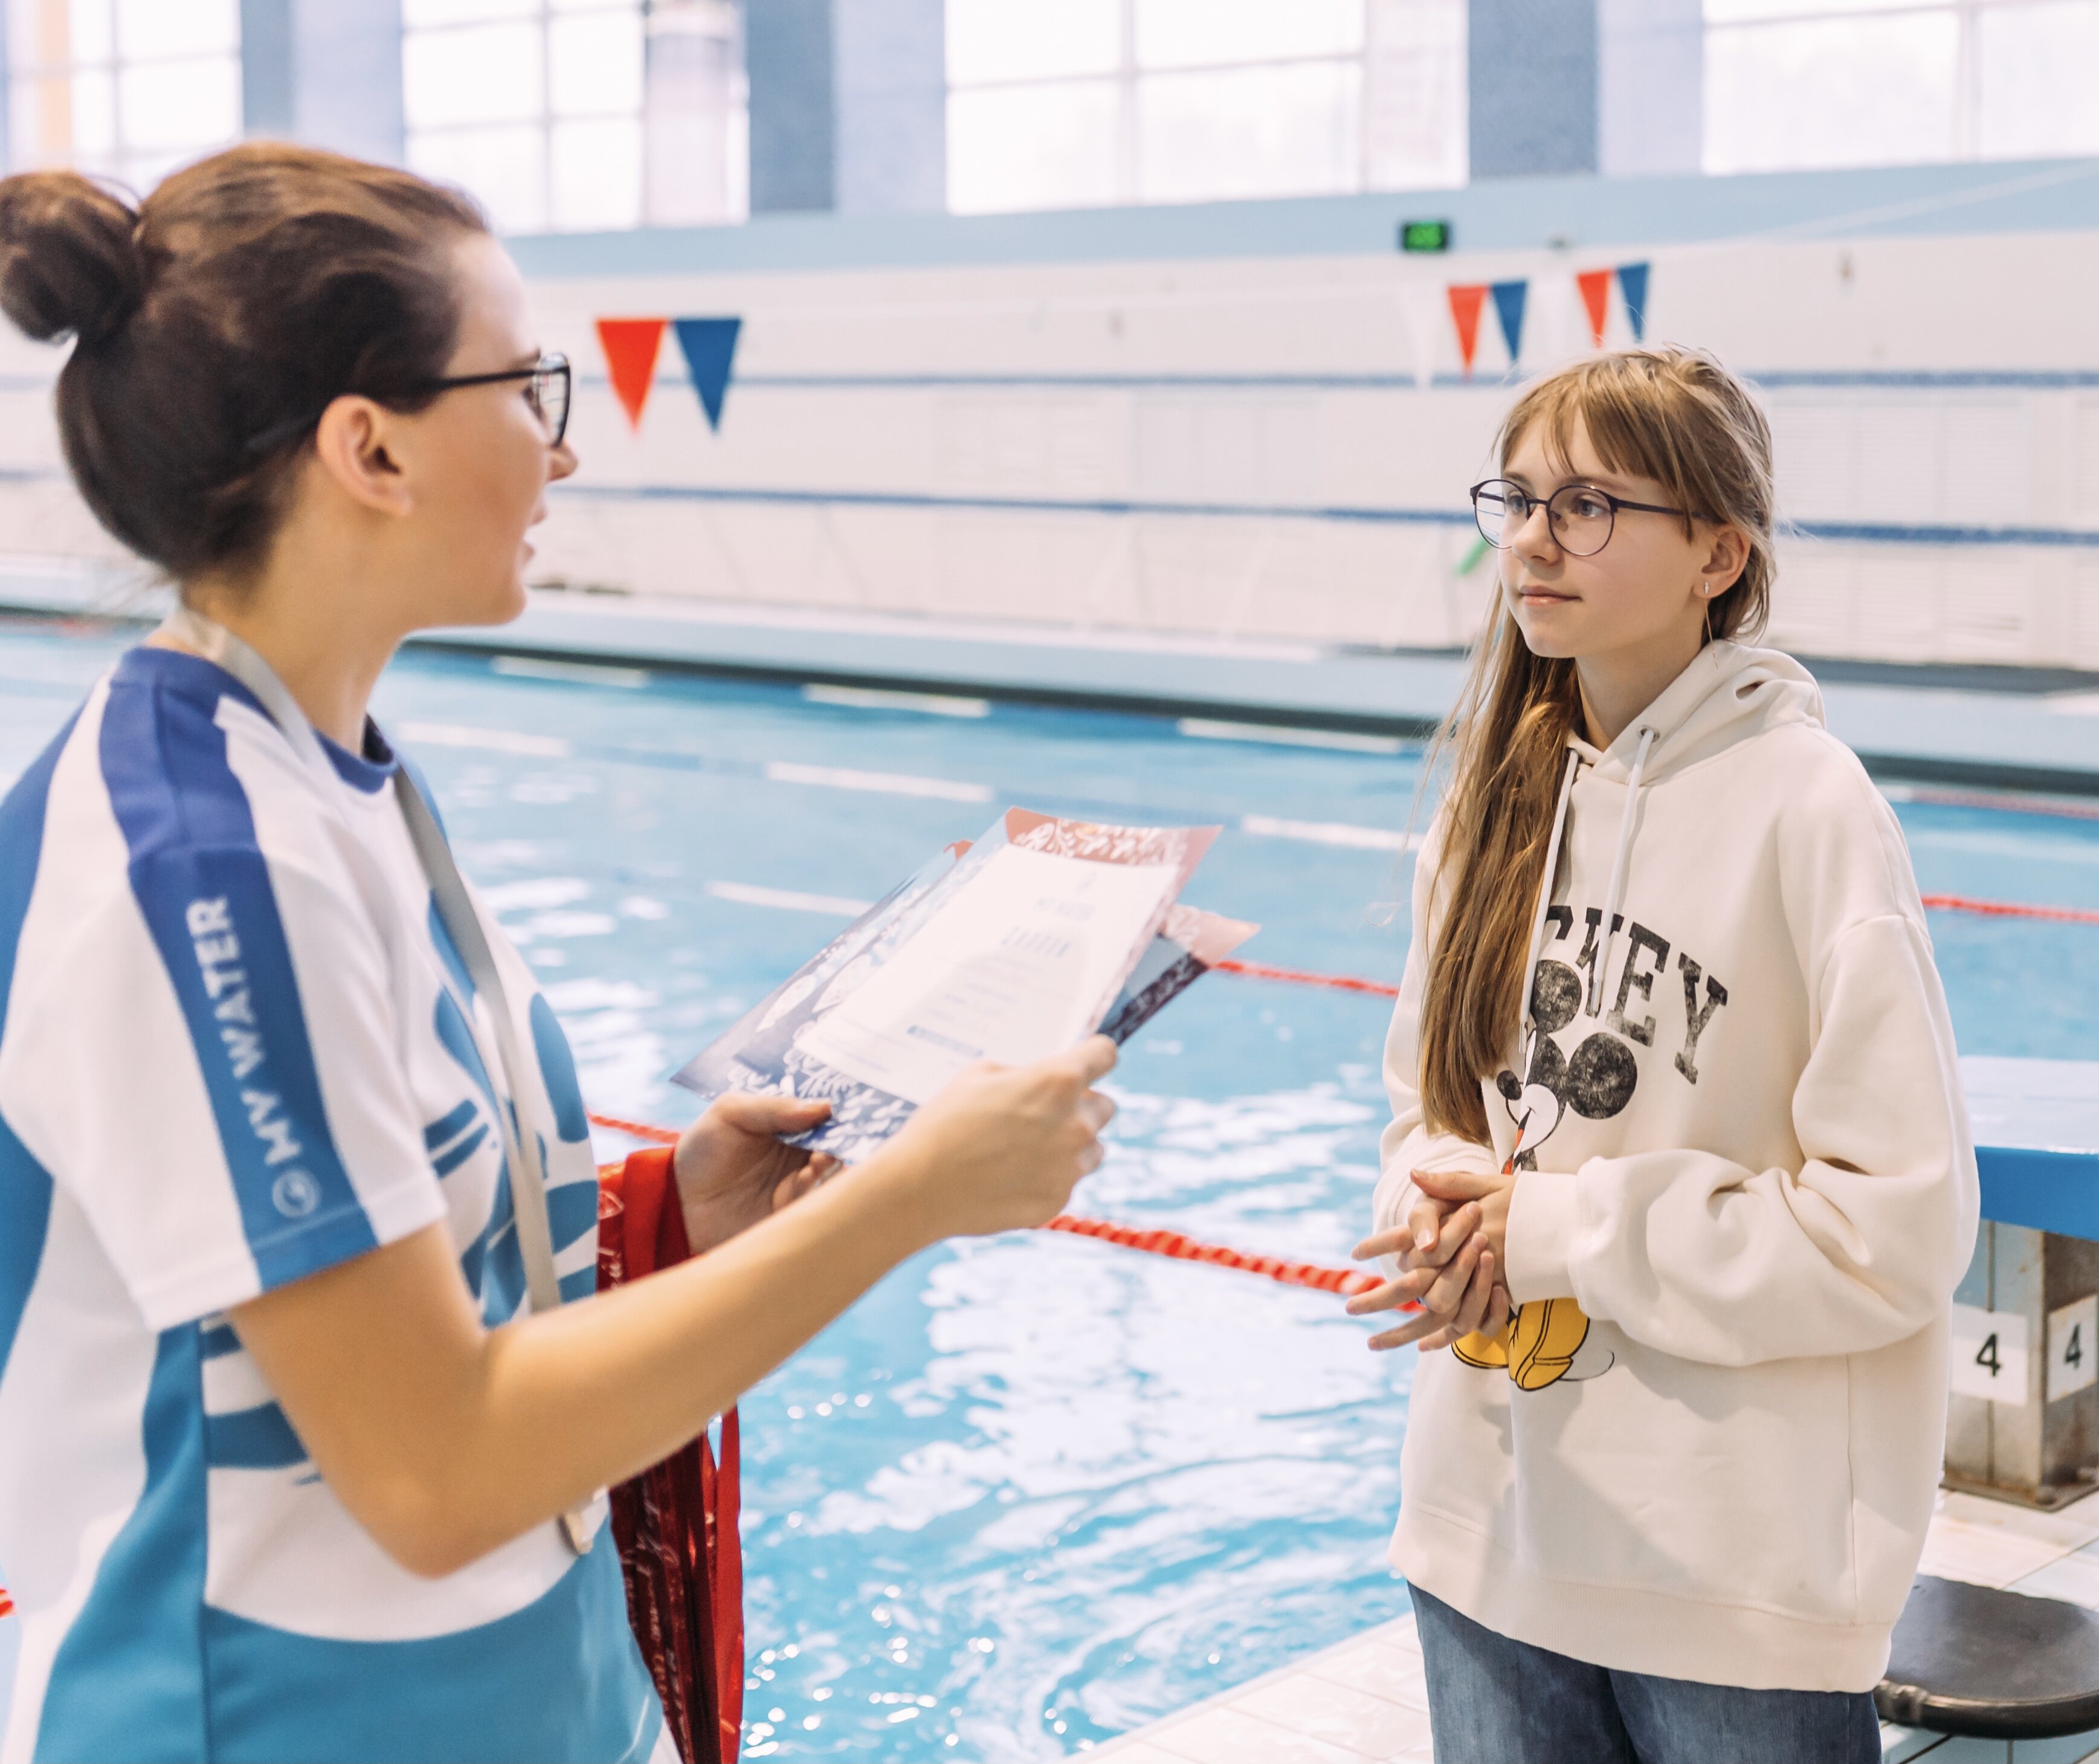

{"left": 1349, "top": 347, "right": 1978, "bottom": 1762}
{"left": 0, "top": 146, "right": 1115, "bottom": 1762}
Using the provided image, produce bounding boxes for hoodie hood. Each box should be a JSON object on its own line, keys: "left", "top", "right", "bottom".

{"left": 1571, "top": 641, "right": 1825, "bottom": 785}
{"left": 1512, "top": 642, "right": 1827, "bottom": 1145}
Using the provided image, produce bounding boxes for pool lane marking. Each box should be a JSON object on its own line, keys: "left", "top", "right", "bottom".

{"left": 491, "top": 655, "right": 652, "bottom": 689}
{"left": 761, "top": 760, "right": 995, "bottom": 802}
{"left": 705, "top": 880, "right": 875, "bottom": 917}
{"left": 1179, "top": 719, "right": 1408, "bottom": 755}
{"left": 1241, "top": 814, "right": 1422, "bottom": 852}
{"left": 398, "top": 721, "right": 575, "bottom": 758}
{"left": 802, "top": 683, "right": 990, "bottom": 719}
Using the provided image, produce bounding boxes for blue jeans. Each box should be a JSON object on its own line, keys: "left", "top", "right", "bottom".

{"left": 1411, "top": 1586, "right": 1882, "bottom": 1764}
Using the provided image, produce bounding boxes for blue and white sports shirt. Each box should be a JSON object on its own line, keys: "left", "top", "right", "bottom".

{"left": 0, "top": 646, "right": 663, "bottom": 1763}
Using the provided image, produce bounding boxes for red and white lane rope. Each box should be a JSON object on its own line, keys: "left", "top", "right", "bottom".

{"left": 587, "top": 1112, "right": 1381, "bottom": 1299}
{"left": 584, "top": 884, "right": 2099, "bottom": 1300}
{"left": 1921, "top": 893, "right": 2099, "bottom": 927}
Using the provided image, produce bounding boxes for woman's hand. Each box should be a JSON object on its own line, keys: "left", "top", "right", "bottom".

{"left": 872, "top": 1036, "right": 1119, "bottom": 1238}
{"left": 675, "top": 1093, "right": 842, "bottom": 1255}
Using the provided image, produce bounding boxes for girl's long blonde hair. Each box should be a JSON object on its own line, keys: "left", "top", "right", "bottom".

{"left": 1417, "top": 346, "right": 1777, "bottom": 1143}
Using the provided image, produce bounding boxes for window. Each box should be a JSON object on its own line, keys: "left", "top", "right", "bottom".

{"left": 403, "top": 0, "right": 746, "bottom": 235}
{"left": 1704, "top": 0, "right": 2099, "bottom": 173}
{"left": 946, "top": 0, "right": 1465, "bottom": 215}
{"left": 7, "top": 0, "right": 242, "bottom": 190}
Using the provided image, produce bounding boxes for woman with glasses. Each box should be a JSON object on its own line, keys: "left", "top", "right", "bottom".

{"left": 1347, "top": 347, "right": 1976, "bottom": 1762}
{"left": 0, "top": 144, "right": 1116, "bottom": 1763}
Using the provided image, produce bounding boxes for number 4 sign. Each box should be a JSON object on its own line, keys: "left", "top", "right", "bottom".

{"left": 2051, "top": 1296, "right": 2099, "bottom": 1401}
{"left": 1950, "top": 1304, "right": 2031, "bottom": 1404}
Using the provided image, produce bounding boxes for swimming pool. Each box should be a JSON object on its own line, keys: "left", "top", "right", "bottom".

{"left": 4, "top": 618, "right": 2098, "bottom": 1758}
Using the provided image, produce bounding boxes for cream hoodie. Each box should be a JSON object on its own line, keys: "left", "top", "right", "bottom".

{"left": 1377, "top": 639, "right": 1979, "bottom": 1694}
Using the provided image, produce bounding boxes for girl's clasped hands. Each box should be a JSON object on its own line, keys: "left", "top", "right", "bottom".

{"left": 1347, "top": 1167, "right": 1517, "bottom": 1352}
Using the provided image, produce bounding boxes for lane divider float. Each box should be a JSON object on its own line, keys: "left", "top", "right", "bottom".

{"left": 583, "top": 886, "right": 2099, "bottom": 1306}
{"left": 585, "top": 1111, "right": 1381, "bottom": 1300}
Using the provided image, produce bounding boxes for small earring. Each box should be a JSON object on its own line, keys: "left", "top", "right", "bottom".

{"left": 1699, "top": 581, "right": 1710, "bottom": 596}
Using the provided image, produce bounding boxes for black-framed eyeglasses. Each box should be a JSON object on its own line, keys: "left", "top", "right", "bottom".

{"left": 1470, "top": 478, "right": 1688, "bottom": 558}
{"left": 243, "top": 352, "right": 570, "bottom": 456}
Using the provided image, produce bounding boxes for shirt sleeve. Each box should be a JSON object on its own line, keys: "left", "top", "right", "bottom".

{"left": 1503, "top": 913, "right": 1981, "bottom": 1366}
{"left": 1375, "top": 815, "right": 1503, "bottom": 1274}
{"left": 7, "top": 841, "right": 446, "bottom": 1332}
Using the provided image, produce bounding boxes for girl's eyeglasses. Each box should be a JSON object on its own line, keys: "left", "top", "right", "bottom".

{"left": 242, "top": 352, "right": 571, "bottom": 456}
{"left": 1471, "top": 477, "right": 1688, "bottom": 558}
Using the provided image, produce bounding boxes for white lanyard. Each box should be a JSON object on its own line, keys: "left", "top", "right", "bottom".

{"left": 161, "top": 608, "right": 593, "bottom": 1554}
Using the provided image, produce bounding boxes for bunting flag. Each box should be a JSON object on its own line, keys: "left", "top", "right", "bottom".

{"left": 1575, "top": 268, "right": 1613, "bottom": 349}
{"left": 1489, "top": 280, "right": 1527, "bottom": 366}
{"left": 672, "top": 316, "right": 743, "bottom": 431}
{"left": 1616, "top": 262, "right": 1650, "bottom": 343}
{"left": 1446, "top": 284, "right": 1488, "bottom": 376}
{"left": 595, "top": 317, "right": 668, "bottom": 431}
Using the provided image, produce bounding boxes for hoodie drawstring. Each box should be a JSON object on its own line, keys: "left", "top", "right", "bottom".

{"left": 1585, "top": 723, "right": 1659, "bottom": 1017}
{"left": 1517, "top": 748, "right": 1583, "bottom": 1075}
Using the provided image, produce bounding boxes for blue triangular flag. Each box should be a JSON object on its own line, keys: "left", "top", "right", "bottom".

{"left": 1489, "top": 279, "right": 1527, "bottom": 364}
{"left": 671, "top": 316, "right": 741, "bottom": 431}
{"left": 1616, "top": 263, "right": 1649, "bottom": 342}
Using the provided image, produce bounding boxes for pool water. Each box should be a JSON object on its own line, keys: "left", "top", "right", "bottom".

{"left": 4, "top": 619, "right": 2098, "bottom": 1759}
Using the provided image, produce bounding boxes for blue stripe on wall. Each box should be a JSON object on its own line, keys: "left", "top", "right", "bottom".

{"left": 97, "top": 650, "right": 376, "bottom": 1291}
{"left": 555, "top": 481, "right": 2099, "bottom": 548}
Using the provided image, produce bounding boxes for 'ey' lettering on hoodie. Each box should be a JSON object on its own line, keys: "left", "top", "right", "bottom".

{"left": 1377, "top": 639, "right": 1981, "bottom": 1693}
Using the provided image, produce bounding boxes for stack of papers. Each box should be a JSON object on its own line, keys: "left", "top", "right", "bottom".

{"left": 674, "top": 809, "right": 1254, "bottom": 1158}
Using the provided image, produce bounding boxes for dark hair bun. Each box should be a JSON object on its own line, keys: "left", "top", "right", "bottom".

{"left": 0, "top": 171, "right": 142, "bottom": 345}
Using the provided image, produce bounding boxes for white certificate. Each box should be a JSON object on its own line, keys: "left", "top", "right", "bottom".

{"left": 795, "top": 842, "right": 1177, "bottom": 1103}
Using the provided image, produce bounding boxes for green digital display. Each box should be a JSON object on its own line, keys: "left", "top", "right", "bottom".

{"left": 1399, "top": 219, "right": 1452, "bottom": 253}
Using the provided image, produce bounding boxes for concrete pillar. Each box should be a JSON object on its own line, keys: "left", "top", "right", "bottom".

{"left": 1468, "top": 0, "right": 1598, "bottom": 178}
{"left": 240, "top": 0, "right": 404, "bottom": 164}
{"left": 749, "top": 0, "right": 947, "bottom": 216}
{"left": 834, "top": 0, "right": 945, "bottom": 216}
{"left": 746, "top": 0, "right": 835, "bottom": 213}
{"left": 1598, "top": 0, "right": 1703, "bottom": 177}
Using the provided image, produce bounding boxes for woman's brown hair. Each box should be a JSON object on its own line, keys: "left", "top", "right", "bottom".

{"left": 1417, "top": 346, "right": 1776, "bottom": 1142}
{"left": 0, "top": 142, "right": 486, "bottom": 583}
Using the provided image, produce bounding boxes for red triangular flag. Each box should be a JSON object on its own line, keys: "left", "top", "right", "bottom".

{"left": 1447, "top": 285, "right": 1488, "bottom": 376}
{"left": 595, "top": 317, "right": 668, "bottom": 431}
{"left": 1575, "top": 269, "right": 1612, "bottom": 349}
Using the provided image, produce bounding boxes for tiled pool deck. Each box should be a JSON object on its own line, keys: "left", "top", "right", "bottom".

{"left": 1094, "top": 1489, "right": 2099, "bottom": 1764}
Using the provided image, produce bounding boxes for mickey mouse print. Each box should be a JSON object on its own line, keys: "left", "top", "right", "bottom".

{"left": 1453, "top": 898, "right": 1729, "bottom": 1390}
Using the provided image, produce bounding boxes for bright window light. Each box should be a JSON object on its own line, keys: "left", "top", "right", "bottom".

{"left": 404, "top": 0, "right": 741, "bottom": 234}
{"left": 549, "top": 8, "right": 645, "bottom": 117}
{"left": 946, "top": 0, "right": 1122, "bottom": 86}
{"left": 408, "top": 121, "right": 547, "bottom": 231}
{"left": 404, "top": 21, "right": 544, "bottom": 129}
{"left": 1135, "top": 0, "right": 1364, "bottom": 69}
{"left": 1706, "top": 11, "right": 1959, "bottom": 172}
{"left": 947, "top": 80, "right": 1121, "bottom": 215}
{"left": 1976, "top": 0, "right": 2099, "bottom": 159}
{"left": 1703, "top": 0, "right": 2099, "bottom": 173}
{"left": 7, "top": 0, "right": 242, "bottom": 188}
{"left": 1138, "top": 61, "right": 1362, "bottom": 204}
{"left": 946, "top": 0, "right": 1464, "bottom": 215}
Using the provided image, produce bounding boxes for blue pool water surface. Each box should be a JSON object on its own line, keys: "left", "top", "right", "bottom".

{"left": 3, "top": 619, "right": 2098, "bottom": 1758}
